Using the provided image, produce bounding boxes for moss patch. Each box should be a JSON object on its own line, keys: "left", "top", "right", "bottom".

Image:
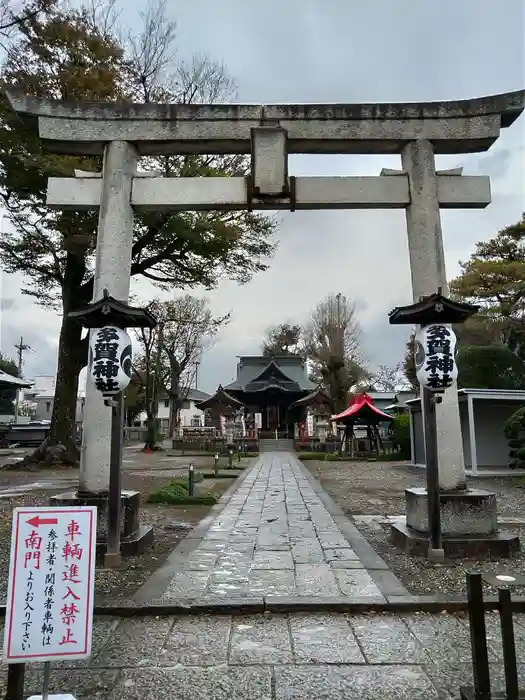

{"left": 147, "top": 478, "right": 217, "bottom": 505}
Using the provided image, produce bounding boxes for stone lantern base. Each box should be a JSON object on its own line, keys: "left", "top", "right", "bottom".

{"left": 390, "top": 487, "right": 520, "bottom": 558}
{"left": 49, "top": 490, "right": 153, "bottom": 558}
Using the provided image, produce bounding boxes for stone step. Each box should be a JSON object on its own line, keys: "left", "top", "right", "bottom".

{"left": 259, "top": 439, "right": 295, "bottom": 452}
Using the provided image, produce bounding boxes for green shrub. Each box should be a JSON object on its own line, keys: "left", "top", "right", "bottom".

{"left": 147, "top": 476, "right": 217, "bottom": 505}
{"left": 504, "top": 407, "right": 525, "bottom": 439}
{"left": 148, "top": 483, "right": 189, "bottom": 503}
{"left": 508, "top": 438, "right": 522, "bottom": 449}
{"left": 509, "top": 449, "right": 519, "bottom": 458}
{"left": 148, "top": 481, "right": 217, "bottom": 505}
{"left": 390, "top": 414, "right": 411, "bottom": 458}
{"left": 516, "top": 448, "right": 525, "bottom": 461}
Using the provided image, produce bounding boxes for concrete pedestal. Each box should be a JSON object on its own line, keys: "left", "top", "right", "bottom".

{"left": 391, "top": 487, "right": 520, "bottom": 557}
{"left": 50, "top": 490, "right": 153, "bottom": 557}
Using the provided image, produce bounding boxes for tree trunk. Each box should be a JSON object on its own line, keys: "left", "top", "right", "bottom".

{"left": 167, "top": 353, "right": 182, "bottom": 439}
{"left": 19, "top": 251, "right": 89, "bottom": 468}
{"left": 47, "top": 316, "right": 85, "bottom": 455}
{"left": 144, "top": 409, "right": 158, "bottom": 450}
{"left": 20, "top": 316, "right": 86, "bottom": 467}
{"left": 169, "top": 395, "right": 182, "bottom": 437}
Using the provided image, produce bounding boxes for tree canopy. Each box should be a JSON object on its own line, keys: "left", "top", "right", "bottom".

{"left": 262, "top": 324, "right": 303, "bottom": 357}
{"left": 457, "top": 346, "right": 525, "bottom": 390}
{"left": 261, "top": 294, "right": 369, "bottom": 411}
{"left": 0, "top": 0, "right": 276, "bottom": 462}
{"left": 450, "top": 213, "right": 525, "bottom": 354}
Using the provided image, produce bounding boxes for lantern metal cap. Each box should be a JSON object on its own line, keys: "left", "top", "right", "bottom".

{"left": 68, "top": 289, "right": 157, "bottom": 329}
{"left": 388, "top": 290, "right": 479, "bottom": 326}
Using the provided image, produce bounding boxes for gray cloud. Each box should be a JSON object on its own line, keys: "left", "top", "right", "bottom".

{"left": 2, "top": 0, "right": 525, "bottom": 394}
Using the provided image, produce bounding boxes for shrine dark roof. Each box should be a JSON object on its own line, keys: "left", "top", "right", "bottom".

{"left": 289, "top": 387, "right": 333, "bottom": 410}
{"left": 196, "top": 385, "right": 245, "bottom": 411}
{"left": 225, "top": 356, "right": 316, "bottom": 393}
{"left": 0, "top": 370, "right": 33, "bottom": 390}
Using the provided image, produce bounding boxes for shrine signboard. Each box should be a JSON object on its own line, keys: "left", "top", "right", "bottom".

{"left": 3, "top": 506, "right": 97, "bottom": 663}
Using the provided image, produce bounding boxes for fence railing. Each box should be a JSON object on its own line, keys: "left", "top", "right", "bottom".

{"left": 461, "top": 570, "right": 524, "bottom": 700}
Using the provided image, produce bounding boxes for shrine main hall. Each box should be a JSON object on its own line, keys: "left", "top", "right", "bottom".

{"left": 198, "top": 355, "right": 329, "bottom": 436}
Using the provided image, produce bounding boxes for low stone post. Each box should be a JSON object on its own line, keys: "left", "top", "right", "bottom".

{"left": 188, "top": 463, "right": 195, "bottom": 497}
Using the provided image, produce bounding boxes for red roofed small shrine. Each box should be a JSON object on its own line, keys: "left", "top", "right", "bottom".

{"left": 331, "top": 393, "right": 394, "bottom": 425}
{"left": 331, "top": 393, "right": 393, "bottom": 455}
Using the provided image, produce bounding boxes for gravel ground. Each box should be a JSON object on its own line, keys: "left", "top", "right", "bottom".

{"left": 0, "top": 450, "right": 241, "bottom": 602}
{"left": 304, "top": 460, "right": 525, "bottom": 598}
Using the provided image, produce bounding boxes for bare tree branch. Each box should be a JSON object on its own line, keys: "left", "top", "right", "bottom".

{"left": 133, "top": 295, "right": 230, "bottom": 438}
{"left": 0, "top": 0, "right": 51, "bottom": 35}
{"left": 125, "top": 0, "right": 177, "bottom": 102}
{"left": 370, "top": 364, "right": 402, "bottom": 392}
{"left": 83, "top": 0, "right": 121, "bottom": 37}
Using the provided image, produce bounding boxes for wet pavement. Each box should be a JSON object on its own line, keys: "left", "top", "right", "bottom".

{"left": 4, "top": 611, "right": 525, "bottom": 698}
{"left": 2, "top": 451, "right": 525, "bottom": 697}
{"left": 137, "top": 452, "right": 408, "bottom": 603}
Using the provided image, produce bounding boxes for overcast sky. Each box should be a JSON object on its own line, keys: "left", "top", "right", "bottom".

{"left": 1, "top": 0, "right": 524, "bottom": 394}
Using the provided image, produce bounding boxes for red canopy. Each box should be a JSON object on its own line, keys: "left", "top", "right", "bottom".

{"left": 330, "top": 393, "right": 394, "bottom": 424}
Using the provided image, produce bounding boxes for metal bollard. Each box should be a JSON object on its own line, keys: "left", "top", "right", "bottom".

{"left": 228, "top": 449, "right": 233, "bottom": 468}
{"left": 237, "top": 448, "right": 241, "bottom": 463}
{"left": 499, "top": 586, "right": 519, "bottom": 700}
{"left": 467, "top": 571, "right": 491, "bottom": 700}
{"left": 214, "top": 453, "right": 219, "bottom": 476}
{"left": 462, "top": 571, "right": 492, "bottom": 700}
{"left": 461, "top": 570, "right": 525, "bottom": 700}
{"left": 188, "top": 463, "right": 195, "bottom": 496}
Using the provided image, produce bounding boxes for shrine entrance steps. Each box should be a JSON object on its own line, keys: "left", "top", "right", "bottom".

{"left": 259, "top": 438, "right": 295, "bottom": 452}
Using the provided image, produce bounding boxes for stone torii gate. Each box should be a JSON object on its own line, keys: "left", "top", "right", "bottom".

{"left": 7, "top": 90, "right": 524, "bottom": 519}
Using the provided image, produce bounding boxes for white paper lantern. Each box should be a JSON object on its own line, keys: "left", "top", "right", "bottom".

{"left": 414, "top": 324, "right": 458, "bottom": 392}
{"left": 89, "top": 326, "right": 132, "bottom": 396}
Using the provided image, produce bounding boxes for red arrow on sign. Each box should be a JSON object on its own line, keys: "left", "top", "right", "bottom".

{"left": 26, "top": 516, "right": 59, "bottom": 528}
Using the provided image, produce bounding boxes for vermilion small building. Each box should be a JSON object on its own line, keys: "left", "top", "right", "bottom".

{"left": 331, "top": 393, "right": 394, "bottom": 454}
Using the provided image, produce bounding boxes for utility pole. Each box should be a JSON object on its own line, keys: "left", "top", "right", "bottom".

{"left": 15, "top": 336, "right": 31, "bottom": 424}
{"left": 150, "top": 322, "right": 164, "bottom": 447}
{"left": 14, "top": 336, "right": 30, "bottom": 422}
{"left": 195, "top": 361, "right": 200, "bottom": 390}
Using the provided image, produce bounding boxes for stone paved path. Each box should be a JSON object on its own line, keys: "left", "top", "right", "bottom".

{"left": 139, "top": 452, "right": 406, "bottom": 602}
{"left": 5, "top": 611, "right": 525, "bottom": 698}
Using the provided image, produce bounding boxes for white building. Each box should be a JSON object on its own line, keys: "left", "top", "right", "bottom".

{"left": 23, "top": 375, "right": 85, "bottom": 424}
{"left": 135, "top": 388, "right": 211, "bottom": 432}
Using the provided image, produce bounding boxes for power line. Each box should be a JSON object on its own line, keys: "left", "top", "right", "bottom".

{"left": 26, "top": 347, "right": 56, "bottom": 374}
